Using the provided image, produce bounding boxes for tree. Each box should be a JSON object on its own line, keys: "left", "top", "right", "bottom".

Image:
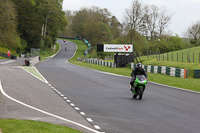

{"left": 109, "top": 16, "right": 122, "bottom": 39}
{"left": 0, "top": 0, "right": 20, "bottom": 49}
{"left": 12, "top": 0, "right": 43, "bottom": 50}
{"left": 96, "top": 22, "right": 112, "bottom": 44}
{"left": 100, "top": 8, "right": 111, "bottom": 24}
{"left": 144, "top": 5, "right": 159, "bottom": 40}
{"left": 83, "top": 20, "right": 99, "bottom": 44}
{"left": 158, "top": 9, "right": 172, "bottom": 37}
{"left": 71, "top": 9, "right": 88, "bottom": 37}
{"left": 186, "top": 21, "right": 200, "bottom": 44}
{"left": 39, "top": 0, "right": 67, "bottom": 41}
{"left": 124, "top": 0, "right": 144, "bottom": 44}
{"left": 70, "top": 7, "right": 114, "bottom": 43}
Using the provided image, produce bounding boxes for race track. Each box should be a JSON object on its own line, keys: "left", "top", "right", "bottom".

{"left": 36, "top": 39, "right": 200, "bottom": 133}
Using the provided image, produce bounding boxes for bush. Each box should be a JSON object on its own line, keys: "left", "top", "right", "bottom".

{"left": 45, "top": 35, "right": 53, "bottom": 48}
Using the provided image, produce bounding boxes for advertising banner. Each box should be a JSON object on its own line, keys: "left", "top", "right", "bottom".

{"left": 104, "top": 44, "right": 133, "bottom": 52}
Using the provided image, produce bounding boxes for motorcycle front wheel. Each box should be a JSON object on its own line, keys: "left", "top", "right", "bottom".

{"left": 138, "top": 87, "right": 144, "bottom": 100}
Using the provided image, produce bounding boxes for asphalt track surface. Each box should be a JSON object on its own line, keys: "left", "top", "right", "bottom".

{"left": 35, "top": 39, "right": 200, "bottom": 133}
{"left": 0, "top": 60, "right": 94, "bottom": 132}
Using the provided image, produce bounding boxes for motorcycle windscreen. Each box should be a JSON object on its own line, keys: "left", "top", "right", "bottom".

{"left": 136, "top": 75, "right": 146, "bottom": 81}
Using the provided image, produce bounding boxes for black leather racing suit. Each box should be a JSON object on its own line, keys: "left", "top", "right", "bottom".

{"left": 130, "top": 67, "right": 148, "bottom": 86}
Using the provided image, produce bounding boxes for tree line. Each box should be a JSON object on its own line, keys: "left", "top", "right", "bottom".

{"left": 1, "top": 0, "right": 199, "bottom": 56}
{"left": 61, "top": 0, "right": 200, "bottom": 57}
{"left": 0, "top": 0, "right": 67, "bottom": 54}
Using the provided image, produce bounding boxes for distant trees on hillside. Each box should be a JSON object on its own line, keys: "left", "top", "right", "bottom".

{"left": 0, "top": 0, "right": 20, "bottom": 50}
{"left": 62, "top": 0, "right": 174, "bottom": 56}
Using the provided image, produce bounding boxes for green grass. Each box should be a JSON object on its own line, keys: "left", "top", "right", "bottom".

{"left": 145, "top": 45, "right": 200, "bottom": 63}
{"left": 0, "top": 119, "right": 82, "bottom": 133}
{"left": 0, "top": 56, "right": 8, "bottom": 59}
{"left": 140, "top": 55, "right": 200, "bottom": 78}
{"left": 68, "top": 39, "right": 200, "bottom": 92}
{"left": 40, "top": 42, "right": 60, "bottom": 61}
{"left": 62, "top": 39, "right": 89, "bottom": 61}
{"left": 19, "top": 66, "right": 46, "bottom": 82}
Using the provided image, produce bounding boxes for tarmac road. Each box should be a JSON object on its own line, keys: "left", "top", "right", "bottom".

{"left": 36, "top": 39, "right": 200, "bottom": 133}
{"left": 0, "top": 62, "right": 95, "bottom": 132}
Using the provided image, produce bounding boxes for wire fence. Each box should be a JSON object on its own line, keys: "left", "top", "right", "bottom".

{"left": 145, "top": 50, "right": 200, "bottom": 63}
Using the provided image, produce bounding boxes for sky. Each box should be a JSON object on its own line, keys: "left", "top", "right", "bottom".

{"left": 62, "top": 0, "right": 200, "bottom": 37}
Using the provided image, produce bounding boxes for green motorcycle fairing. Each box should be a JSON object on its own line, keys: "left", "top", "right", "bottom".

{"left": 132, "top": 75, "right": 147, "bottom": 94}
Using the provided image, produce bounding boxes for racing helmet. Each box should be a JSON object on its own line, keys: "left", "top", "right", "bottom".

{"left": 137, "top": 63, "right": 142, "bottom": 68}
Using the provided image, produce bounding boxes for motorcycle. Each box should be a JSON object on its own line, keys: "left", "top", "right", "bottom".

{"left": 130, "top": 75, "right": 147, "bottom": 100}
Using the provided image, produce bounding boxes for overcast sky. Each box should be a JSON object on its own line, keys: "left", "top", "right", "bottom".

{"left": 62, "top": 0, "right": 200, "bottom": 37}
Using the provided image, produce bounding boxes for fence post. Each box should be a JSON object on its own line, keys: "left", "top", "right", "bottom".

{"left": 193, "top": 52, "right": 194, "bottom": 63}
{"left": 182, "top": 52, "right": 183, "bottom": 63}
{"left": 167, "top": 53, "right": 168, "bottom": 61}
{"left": 163, "top": 53, "right": 164, "bottom": 61}
{"left": 199, "top": 52, "right": 200, "bottom": 64}
{"left": 159, "top": 50, "right": 160, "bottom": 61}
{"left": 172, "top": 53, "right": 173, "bottom": 62}
{"left": 177, "top": 52, "right": 178, "bottom": 62}
{"left": 150, "top": 51, "right": 151, "bottom": 57}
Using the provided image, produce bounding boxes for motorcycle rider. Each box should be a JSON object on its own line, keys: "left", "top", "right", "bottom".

{"left": 130, "top": 63, "right": 148, "bottom": 91}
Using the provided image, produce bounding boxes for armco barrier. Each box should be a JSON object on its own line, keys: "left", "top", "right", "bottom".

{"left": 78, "top": 58, "right": 116, "bottom": 68}
{"left": 130, "top": 63, "right": 187, "bottom": 78}
{"left": 0, "top": 52, "right": 17, "bottom": 59}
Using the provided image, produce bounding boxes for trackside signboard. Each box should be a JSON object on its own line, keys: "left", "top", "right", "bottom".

{"left": 104, "top": 44, "right": 133, "bottom": 52}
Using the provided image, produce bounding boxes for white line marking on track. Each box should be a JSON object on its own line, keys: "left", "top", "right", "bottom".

{"left": 74, "top": 107, "right": 80, "bottom": 110}
{"left": 70, "top": 103, "right": 75, "bottom": 107}
{"left": 0, "top": 80, "right": 103, "bottom": 133}
{"left": 94, "top": 125, "right": 101, "bottom": 130}
{"left": 148, "top": 81, "right": 200, "bottom": 94}
{"left": 86, "top": 118, "right": 93, "bottom": 122}
{"left": 80, "top": 112, "right": 85, "bottom": 115}
{"left": 63, "top": 97, "right": 67, "bottom": 99}
{"left": 66, "top": 100, "right": 71, "bottom": 102}
{"left": 33, "top": 66, "right": 49, "bottom": 83}
{"left": 0, "top": 60, "right": 16, "bottom": 64}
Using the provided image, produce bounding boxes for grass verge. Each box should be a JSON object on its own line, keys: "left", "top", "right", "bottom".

{"left": 0, "top": 56, "right": 8, "bottom": 59}
{"left": 0, "top": 119, "right": 82, "bottom": 133}
{"left": 40, "top": 42, "right": 60, "bottom": 61}
{"left": 19, "top": 66, "right": 46, "bottom": 82}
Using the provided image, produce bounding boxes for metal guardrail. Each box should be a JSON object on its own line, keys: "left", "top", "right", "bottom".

{"left": 0, "top": 52, "right": 17, "bottom": 59}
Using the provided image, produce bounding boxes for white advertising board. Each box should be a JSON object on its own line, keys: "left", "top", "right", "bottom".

{"left": 104, "top": 44, "right": 133, "bottom": 52}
